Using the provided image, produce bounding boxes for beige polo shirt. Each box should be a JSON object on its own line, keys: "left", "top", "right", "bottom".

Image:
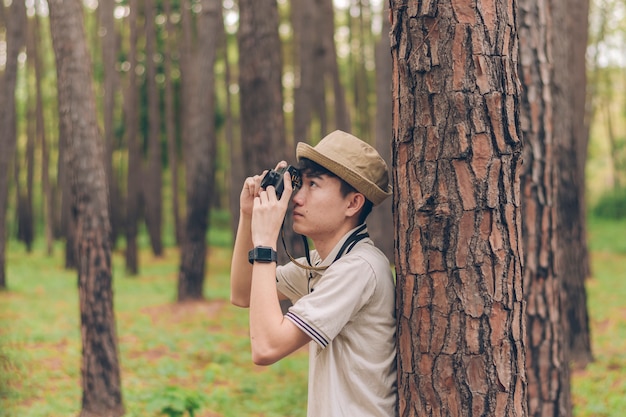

{"left": 276, "top": 225, "right": 397, "bottom": 417}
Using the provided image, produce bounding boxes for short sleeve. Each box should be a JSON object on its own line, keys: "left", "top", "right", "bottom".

{"left": 276, "top": 259, "right": 309, "bottom": 302}
{"left": 285, "top": 253, "right": 377, "bottom": 348}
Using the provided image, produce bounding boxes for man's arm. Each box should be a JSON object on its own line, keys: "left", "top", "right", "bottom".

{"left": 229, "top": 212, "right": 254, "bottom": 307}
{"left": 249, "top": 262, "right": 311, "bottom": 365}
{"left": 246, "top": 171, "right": 311, "bottom": 365}
{"left": 230, "top": 162, "right": 290, "bottom": 307}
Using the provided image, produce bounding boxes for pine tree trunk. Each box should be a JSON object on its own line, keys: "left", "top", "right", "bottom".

{"left": 238, "top": 0, "right": 296, "bottom": 264}
{"left": 144, "top": 0, "right": 164, "bottom": 256}
{"left": 177, "top": 0, "right": 220, "bottom": 301}
{"left": 0, "top": 0, "right": 27, "bottom": 289}
{"left": 390, "top": 1, "right": 527, "bottom": 415}
{"left": 552, "top": 0, "right": 593, "bottom": 369}
{"left": 369, "top": 5, "right": 394, "bottom": 261}
{"left": 292, "top": 0, "right": 317, "bottom": 143}
{"left": 33, "top": 10, "right": 54, "bottom": 256}
{"left": 321, "top": 0, "right": 351, "bottom": 132}
{"left": 125, "top": 0, "right": 141, "bottom": 275}
{"left": 98, "top": 0, "right": 122, "bottom": 248}
{"left": 48, "top": 0, "right": 124, "bottom": 414}
{"left": 163, "top": 0, "right": 182, "bottom": 245}
{"left": 518, "top": 0, "right": 571, "bottom": 414}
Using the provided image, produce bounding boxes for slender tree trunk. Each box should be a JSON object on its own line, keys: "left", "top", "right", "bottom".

{"left": 125, "top": 0, "right": 141, "bottom": 275}
{"left": 321, "top": 0, "right": 351, "bottom": 132}
{"left": 33, "top": 8, "right": 54, "bottom": 256}
{"left": 61, "top": 134, "right": 78, "bottom": 269}
{"left": 144, "top": 0, "right": 164, "bottom": 256}
{"left": 390, "top": 1, "right": 527, "bottom": 415}
{"left": 552, "top": 0, "right": 593, "bottom": 368}
{"left": 163, "top": 0, "right": 182, "bottom": 245}
{"left": 0, "top": 0, "right": 27, "bottom": 289}
{"left": 369, "top": 4, "right": 394, "bottom": 260}
{"left": 518, "top": 0, "right": 571, "bottom": 415}
{"left": 222, "top": 9, "right": 243, "bottom": 239}
{"left": 25, "top": 83, "right": 36, "bottom": 252}
{"left": 99, "top": 0, "right": 122, "bottom": 248}
{"left": 21, "top": 27, "right": 36, "bottom": 253}
{"left": 292, "top": 0, "right": 317, "bottom": 143}
{"left": 48, "top": 0, "right": 124, "bottom": 415}
{"left": 238, "top": 0, "right": 297, "bottom": 265}
{"left": 177, "top": 0, "right": 221, "bottom": 301}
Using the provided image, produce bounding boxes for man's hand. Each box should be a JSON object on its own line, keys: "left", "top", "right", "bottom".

{"left": 240, "top": 161, "right": 288, "bottom": 217}
{"left": 251, "top": 168, "right": 293, "bottom": 248}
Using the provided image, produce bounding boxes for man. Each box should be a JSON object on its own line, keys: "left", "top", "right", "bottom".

{"left": 230, "top": 130, "right": 397, "bottom": 416}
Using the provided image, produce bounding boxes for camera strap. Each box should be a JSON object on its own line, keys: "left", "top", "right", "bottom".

{"left": 280, "top": 223, "right": 369, "bottom": 272}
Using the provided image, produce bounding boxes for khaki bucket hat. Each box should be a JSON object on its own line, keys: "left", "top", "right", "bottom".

{"left": 296, "top": 130, "right": 392, "bottom": 206}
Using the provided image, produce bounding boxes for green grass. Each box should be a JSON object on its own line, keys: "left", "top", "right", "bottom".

{"left": 572, "top": 216, "right": 626, "bottom": 417}
{"left": 1, "top": 216, "right": 625, "bottom": 416}
{"left": 0, "top": 237, "right": 308, "bottom": 417}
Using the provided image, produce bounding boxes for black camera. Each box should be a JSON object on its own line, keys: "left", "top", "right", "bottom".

{"left": 260, "top": 165, "right": 301, "bottom": 199}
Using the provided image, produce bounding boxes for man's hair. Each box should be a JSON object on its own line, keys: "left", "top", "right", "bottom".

{"left": 298, "top": 158, "right": 374, "bottom": 224}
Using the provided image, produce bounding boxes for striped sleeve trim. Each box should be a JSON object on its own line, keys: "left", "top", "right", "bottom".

{"left": 285, "top": 312, "right": 329, "bottom": 348}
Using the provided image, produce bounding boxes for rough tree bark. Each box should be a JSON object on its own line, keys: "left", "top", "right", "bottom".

{"left": 48, "top": 0, "right": 124, "bottom": 415}
{"left": 518, "top": 0, "right": 571, "bottom": 415}
{"left": 390, "top": 1, "right": 527, "bottom": 415}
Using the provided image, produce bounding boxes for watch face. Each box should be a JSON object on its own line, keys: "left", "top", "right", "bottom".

{"left": 256, "top": 247, "right": 274, "bottom": 261}
{"left": 249, "top": 246, "right": 276, "bottom": 264}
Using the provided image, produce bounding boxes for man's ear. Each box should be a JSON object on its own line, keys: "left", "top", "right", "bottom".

{"left": 346, "top": 192, "right": 365, "bottom": 217}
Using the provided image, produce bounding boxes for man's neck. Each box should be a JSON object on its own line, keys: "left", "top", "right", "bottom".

{"left": 311, "top": 223, "right": 360, "bottom": 261}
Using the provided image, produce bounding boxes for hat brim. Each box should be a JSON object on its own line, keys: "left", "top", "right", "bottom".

{"left": 297, "top": 142, "right": 392, "bottom": 206}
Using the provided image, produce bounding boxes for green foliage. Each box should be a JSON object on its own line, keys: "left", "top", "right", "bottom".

{"left": 146, "top": 386, "right": 204, "bottom": 417}
{"left": 592, "top": 187, "right": 626, "bottom": 220}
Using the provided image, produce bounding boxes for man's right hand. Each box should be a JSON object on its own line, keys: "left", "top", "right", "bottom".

{"left": 240, "top": 161, "right": 288, "bottom": 217}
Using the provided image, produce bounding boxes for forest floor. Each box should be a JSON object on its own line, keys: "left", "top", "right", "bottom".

{"left": 1, "top": 216, "right": 625, "bottom": 417}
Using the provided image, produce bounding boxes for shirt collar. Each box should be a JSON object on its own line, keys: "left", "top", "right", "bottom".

{"left": 314, "top": 224, "right": 370, "bottom": 269}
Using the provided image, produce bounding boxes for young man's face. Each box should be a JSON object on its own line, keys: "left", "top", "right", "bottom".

{"left": 291, "top": 172, "right": 355, "bottom": 240}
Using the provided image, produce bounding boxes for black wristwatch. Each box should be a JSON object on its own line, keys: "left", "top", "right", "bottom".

{"left": 248, "top": 246, "right": 277, "bottom": 264}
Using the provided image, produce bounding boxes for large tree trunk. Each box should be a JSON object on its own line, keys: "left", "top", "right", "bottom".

{"left": 48, "top": 0, "right": 124, "bottom": 415}
{"left": 177, "top": 0, "right": 220, "bottom": 301}
{"left": 390, "top": 1, "right": 527, "bottom": 415}
{"left": 0, "top": 0, "right": 27, "bottom": 289}
{"left": 552, "top": 0, "right": 593, "bottom": 369}
{"left": 518, "top": 0, "right": 571, "bottom": 415}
